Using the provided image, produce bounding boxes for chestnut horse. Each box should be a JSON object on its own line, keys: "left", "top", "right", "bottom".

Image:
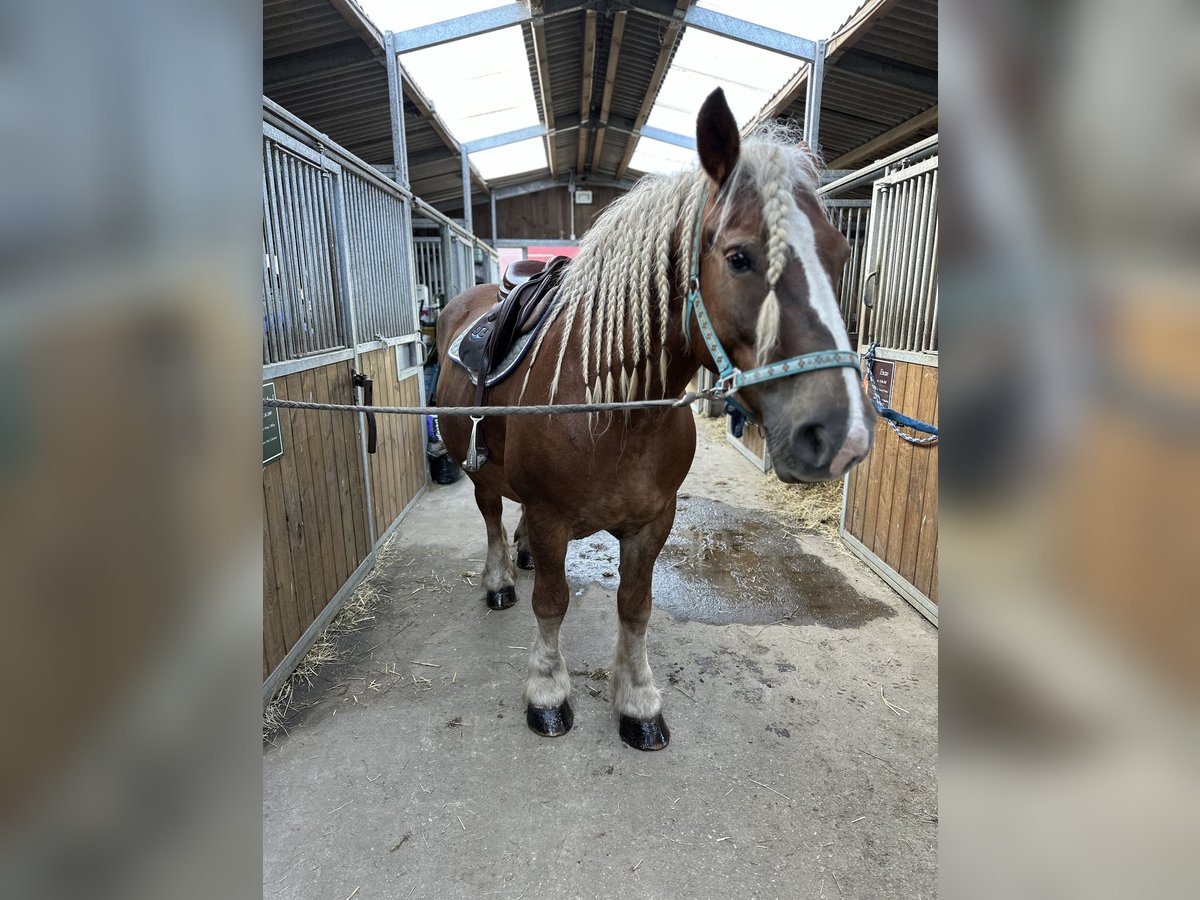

{"left": 435, "top": 89, "right": 875, "bottom": 750}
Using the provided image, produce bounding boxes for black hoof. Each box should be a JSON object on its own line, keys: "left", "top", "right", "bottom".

{"left": 526, "top": 700, "right": 574, "bottom": 737}
{"left": 516, "top": 549, "right": 535, "bottom": 570}
{"left": 486, "top": 586, "right": 517, "bottom": 610}
{"left": 619, "top": 713, "right": 671, "bottom": 751}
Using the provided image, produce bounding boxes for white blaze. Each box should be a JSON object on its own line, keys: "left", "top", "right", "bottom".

{"left": 786, "top": 202, "right": 871, "bottom": 475}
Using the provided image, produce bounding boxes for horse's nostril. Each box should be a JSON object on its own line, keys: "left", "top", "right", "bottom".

{"left": 793, "top": 420, "right": 835, "bottom": 470}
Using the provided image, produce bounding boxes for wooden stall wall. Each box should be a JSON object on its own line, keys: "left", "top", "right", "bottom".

{"left": 471, "top": 185, "right": 628, "bottom": 241}
{"left": 727, "top": 419, "right": 770, "bottom": 471}
{"left": 263, "top": 361, "right": 371, "bottom": 678}
{"left": 842, "top": 360, "right": 938, "bottom": 621}
{"left": 359, "top": 346, "right": 427, "bottom": 539}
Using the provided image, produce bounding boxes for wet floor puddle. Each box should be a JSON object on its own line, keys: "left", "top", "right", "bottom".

{"left": 565, "top": 496, "right": 895, "bottom": 628}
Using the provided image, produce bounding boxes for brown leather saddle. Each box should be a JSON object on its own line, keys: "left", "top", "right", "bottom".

{"left": 456, "top": 255, "right": 571, "bottom": 470}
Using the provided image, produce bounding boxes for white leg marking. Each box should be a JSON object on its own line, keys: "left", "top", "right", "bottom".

{"left": 612, "top": 622, "right": 661, "bottom": 720}
{"left": 482, "top": 521, "right": 516, "bottom": 593}
{"left": 524, "top": 621, "right": 570, "bottom": 708}
{"left": 787, "top": 205, "right": 872, "bottom": 473}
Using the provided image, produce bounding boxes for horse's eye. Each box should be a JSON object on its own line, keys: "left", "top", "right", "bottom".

{"left": 726, "top": 249, "right": 752, "bottom": 274}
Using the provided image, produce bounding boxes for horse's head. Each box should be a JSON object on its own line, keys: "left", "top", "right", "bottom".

{"left": 691, "top": 89, "right": 876, "bottom": 483}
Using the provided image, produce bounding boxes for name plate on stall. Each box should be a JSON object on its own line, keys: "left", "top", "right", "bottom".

{"left": 870, "top": 358, "right": 894, "bottom": 406}
{"left": 263, "top": 382, "right": 284, "bottom": 465}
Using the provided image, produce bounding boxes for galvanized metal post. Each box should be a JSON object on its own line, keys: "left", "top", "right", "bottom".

{"left": 441, "top": 225, "right": 454, "bottom": 301}
{"left": 384, "top": 32, "right": 409, "bottom": 189}
{"left": 461, "top": 150, "right": 473, "bottom": 235}
{"left": 327, "top": 164, "right": 378, "bottom": 547}
{"left": 804, "top": 39, "right": 827, "bottom": 153}
{"left": 490, "top": 191, "right": 497, "bottom": 246}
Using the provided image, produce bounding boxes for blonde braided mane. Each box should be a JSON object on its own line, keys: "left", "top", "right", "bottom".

{"left": 521, "top": 123, "right": 820, "bottom": 403}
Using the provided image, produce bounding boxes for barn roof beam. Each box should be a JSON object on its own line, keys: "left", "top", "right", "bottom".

{"left": 390, "top": 3, "right": 531, "bottom": 54}
{"left": 836, "top": 49, "right": 938, "bottom": 97}
{"left": 263, "top": 41, "right": 377, "bottom": 88}
{"left": 589, "top": 10, "right": 628, "bottom": 173}
{"left": 460, "top": 118, "right": 694, "bottom": 155}
{"left": 636, "top": 4, "right": 819, "bottom": 61}
{"left": 745, "top": 0, "right": 901, "bottom": 134}
{"left": 529, "top": 2, "right": 558, "bottom": 175}
{"left": 575, "top": 10, "right": 598, "bottom": 175}
{"left": 462, "top": 124, "right": 549, "bottom": 154}
{"left": 492, "top": 174, "right": 638, "bottom": 200}
{"left": 614, "top": 0, "right": 688, "bottom": 180}
{"left": 825, "top": 105, "right": 939, "bottom": 170}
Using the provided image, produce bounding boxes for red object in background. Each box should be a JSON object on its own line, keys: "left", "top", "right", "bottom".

{"left": 496, "top": 247, "right": 525, "bottom": 279}
{"left": 525, "top": 245, "right": 580, "bottom": 262}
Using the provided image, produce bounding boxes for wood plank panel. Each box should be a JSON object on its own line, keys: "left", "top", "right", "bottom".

{"left": 360, "top": 347, "right": 426, "bottom": 540}
{"left": 471, "top": 185, "right": 629, "bottom": 242}
{"left": 272, "top": 376, "right": 319, "bottom": 632}
{"left": 263, "top": 453, "right": 301, "bottom": 656}
{"left": 860, "top": 373, "right": 888, "bottom": 548}
{"left": 263, "top": 360, "right": 371, "bottom": 683}
{"left": 897, "top": 365, "right": 937, "bottom": 584}
{"left": 322, "top": 364, "right": 360, "bottom": 580}
{"left": 262, "top": 483, "right": 290, "bottom": 674}
{"left": 298, "top": 368, "right": 340, "bottom": 605}
{"left": 870, "top": 362, "right": 905, "bottom": 557}
{"left": 841, "top": 359, "right": 938, "bottom": 610}
{"left": 333, "top": 363, "right": 371, "bottom": 562}
{"left": 880, "top": 362, "right": 920, "bottom": 568}
{"left": 913, "top": 384, "right": 939, "bottom": 601}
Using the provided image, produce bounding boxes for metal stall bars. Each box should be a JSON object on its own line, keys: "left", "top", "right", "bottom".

{"left": 858, "top": 154, "right": 939, "bottom": 362}
{"left": 261, "top": 130, "right": 348, "bottom": 367}
{"left": 829, "top": 138, "right": 940, "bottom": 625}
{"left": 261, "top": 99, "right": 431, "bottom": 702}
{"left": 823, "top": 200, "right": 872, "bottom": 342}
{"left": 413, "top": 234, "right": 445, "bottom": 304}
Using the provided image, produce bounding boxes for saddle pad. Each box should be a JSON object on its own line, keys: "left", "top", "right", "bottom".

{"left": 447, "top": 309, "right": 543, "bottom": 387}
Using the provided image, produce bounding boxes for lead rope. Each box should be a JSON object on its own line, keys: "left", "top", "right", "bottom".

{"left": 863, "top": 342, "right": 939, "bottom": 445}
{"left": 262, "top": 391, "right": 713, "bottom": 418}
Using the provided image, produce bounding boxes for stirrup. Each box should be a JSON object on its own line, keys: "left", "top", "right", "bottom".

{"left": 463, "top": 415, "right": 487, "bottom": 472}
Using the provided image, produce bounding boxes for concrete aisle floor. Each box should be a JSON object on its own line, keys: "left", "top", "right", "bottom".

{"left": 264, "top": 423, "right": 938, "bottom": 900}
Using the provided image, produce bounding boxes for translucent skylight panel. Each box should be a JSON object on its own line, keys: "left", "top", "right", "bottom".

{"left": 399, "top": 28, "right": 541, "bottom": 143}
{"left": 357, "top": 3, "right": 549, "bottom": 179}
{"left": 646, "top": 31, "right": 804, "bottom": 133}
{"left": 361, "top": 0, "right": 503, "bottom": 32}
{"left": 628, "top": 137, "right": 698, "bottom": 176}
{"left": 470, "top": 137, "right": 547, "bottom": 181}
{"left": 627, "top": 1, "right": 869, "bottom": 174}
{"left": 697, "top": 0, "right": 866, "bottom": 40}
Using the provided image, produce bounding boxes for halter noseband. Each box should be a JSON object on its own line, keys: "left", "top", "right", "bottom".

{"left": 682, "top": 186, "right": 861, "bottom": 423}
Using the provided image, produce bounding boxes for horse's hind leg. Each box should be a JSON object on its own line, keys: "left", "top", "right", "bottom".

{"left": 522, "top": 509, "right": 573, "bottom": 736}
{"left": 514, "top": 508, "right": 534, "bottom": 570}
{"left": 612, "top": 497, "right": 677, "bottom": 750}
{"left": 474, "top": 482, "right": 517, "bottom": 610}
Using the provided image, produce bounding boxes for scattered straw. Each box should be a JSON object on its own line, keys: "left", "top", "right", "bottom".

{"left": 264, "top": 529, "right": 408, "bottom": 742}
{"left": 761, "top": 478, "right": 844, "bottom": 540}
{"left": 880, "top": 685, "right": 910, "bottom": 716}
{"left": 746, "top": 777, "right": 793, "bottom": 803}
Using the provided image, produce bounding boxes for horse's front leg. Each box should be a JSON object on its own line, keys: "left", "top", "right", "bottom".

{"left": 612, "top": 497, "right": 676, "bottom": 750}
{"left": 513, "top": 507, "right": 534, "bottom": 570}
{"left": 473, "top": 482, "right": 517, "bottom": 609}
{"left": 522, "top": 508, "right": 573, "bottom": 736}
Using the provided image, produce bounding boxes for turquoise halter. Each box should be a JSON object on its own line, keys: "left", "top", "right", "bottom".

{"left": 682, "top": 186, "right": 862, "bottom": 423}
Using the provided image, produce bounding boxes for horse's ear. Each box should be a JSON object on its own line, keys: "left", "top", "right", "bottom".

{"left": 697, "top": 88, "right": 740, "bottom": 188}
